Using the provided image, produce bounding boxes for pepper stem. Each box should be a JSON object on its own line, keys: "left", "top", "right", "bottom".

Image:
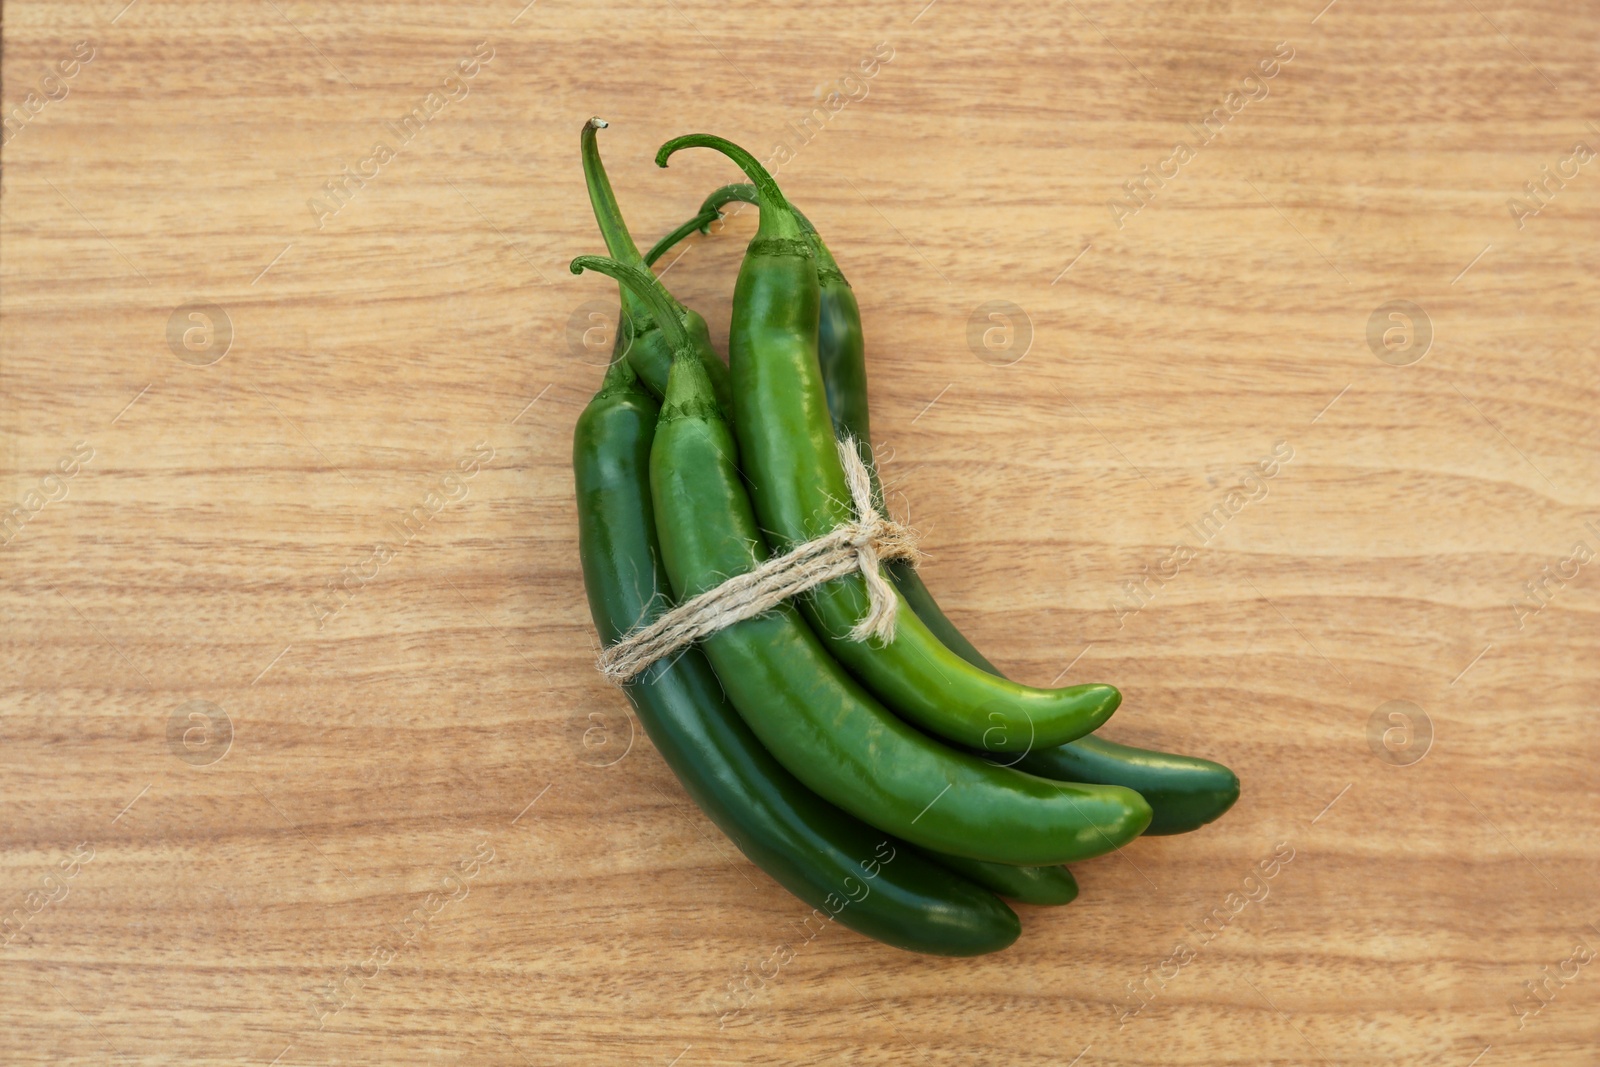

{"left": 570, "top": 256, "right": 695, "bottom": 362}
{"left": 581, "top": 118, "right": 645, "bottom": 265}
{"left": 697, "top": 182, "right": 759, "bottom": 220}
{"left": 646, "top": 182, "right": 843, "bottom": 279}
{"left": 582, "top": 117, "right": 697, "bottom": 332}
{"left": 643, "top": 182, "right": 754, "bottom": 266}
{"left": 596, "top": 347, "right": 643, "bottom": 395}
{"left": 654, "top": 134, "right": 805, "bottom": 241}
{"left": 642, "top": 208, "right": 720, "bottom": 268}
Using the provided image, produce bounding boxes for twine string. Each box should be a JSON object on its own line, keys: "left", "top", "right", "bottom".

{"left": 596, "top": 436, "right": 918, "bottom": 683}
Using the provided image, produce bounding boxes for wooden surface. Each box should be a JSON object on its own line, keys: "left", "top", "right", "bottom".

{"left": 3, "top": 1, "right": 1597, "bottom": 1063}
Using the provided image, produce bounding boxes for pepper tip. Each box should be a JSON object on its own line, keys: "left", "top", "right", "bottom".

{"left": 587, "top": 116, "right": 608, "bottom": 130}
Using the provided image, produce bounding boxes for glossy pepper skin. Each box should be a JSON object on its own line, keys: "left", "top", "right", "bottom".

{"left": 573, "top": 355, "right": 1020, "bottom": 956}
{"left": 583, "top": 254, "right": 1152, "bottom": 868}
{"left": 650, "top": 195, "right": 1086, "bottom": 889}
{"left": 645, "top": 183, "right": 865, "bottom": 446}
{"left": 654, "top": 135, "right": 1121, "bottom": 757}
{"left": 650, "top": 184, "right": 1241, "bottom": 838}
{"left": 581, "top": 118, "right": 731, "bottom": 414}
{"left": 1015, "top": 739, "right": 1238, "bottom": 836}
{"left": 595, "top": 206, "right": 1056, "bottom": 883}
{"left": 645, "top": 184, "right": 905, "bottom": 575}
{"left": 924, "top": 853, "right": 1079, "bottom": 906}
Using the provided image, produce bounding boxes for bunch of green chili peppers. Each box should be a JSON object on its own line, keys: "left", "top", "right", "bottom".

{"left": 571, "top": 119, "right": 1239, "bottom": 955}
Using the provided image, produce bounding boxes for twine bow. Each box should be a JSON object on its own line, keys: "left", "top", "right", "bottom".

{"left": 596, "top": 436, "right": 919, "bottom": 684}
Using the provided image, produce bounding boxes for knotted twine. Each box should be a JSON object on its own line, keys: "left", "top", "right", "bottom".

{"left": 596, "top": 436, "right": 920, "bottom": 684}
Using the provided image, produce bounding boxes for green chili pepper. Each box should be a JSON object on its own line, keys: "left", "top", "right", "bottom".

{"left": 595, "top": 181, "right": 1081, "bottom": 883}
{"left": 1014, "top": 739, "right": 1238, "bottom": 836}
{"left": 572, "top": 253, "right": 1153, "bottom": 865}
{"left": 574, "top": 351, "right": 1021, "bottom": 956}
{"left": 651, "top": 184, "right": 1240, "bottom": 838}
{"left": 644, "top": 184, "right": 865, "bottom": 458}
{"left": 923, "top": 853, "right": 1079, "bottom": 906}
{"left": 650, "top": 193, "right": 1094, "bottom": 883}
{"left": 653, "top": 135, "right": 1121, "bottom": 758}
{"left": 581, "top": 118, "right": 732, "bottom": 413}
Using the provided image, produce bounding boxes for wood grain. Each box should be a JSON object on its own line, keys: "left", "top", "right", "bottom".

{"left": 2, "top": 1, "right": 1597, "bottom": 1063}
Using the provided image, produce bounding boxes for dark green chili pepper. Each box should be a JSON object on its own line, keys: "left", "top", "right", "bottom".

{"left": 923, "top": 853, "right": 1079, "bottom": 906}
{"left": 650, "top": 193, "right": 1089, "bottom": 886}
{"left": 572, "top": 253, "right": 1152, "bottom": 866}
{"left": 574, "top": 331, "right": 1020, "bottom": 956}
{"left": 653, "top": 134, "right": 1120, "bottom": 757}
{"left": 651, "top": 184, "right": 1240, "bottom": 838}
{"left": 581, "top": 118, "right": 731, "bottom": 413}
{"left": 1014, "top": 739, "right": 1238, "bottom": 836}
{"left": 591, "top": 172, "right": 1119, "bottom": 883}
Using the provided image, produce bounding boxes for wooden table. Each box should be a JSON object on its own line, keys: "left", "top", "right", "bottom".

{"left": 3, "top": 1, "right": 1596, "bottom": 1063}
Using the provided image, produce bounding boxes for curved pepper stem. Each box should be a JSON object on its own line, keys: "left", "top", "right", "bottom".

{"left": 642, "top": 208, "right": 720, "bottom": 268}
{"left": 581, "top": 118, "right": 645, "bottom": 263}
{"left": 647, "top": 180, "right": 844, "bottom": 280}
{"left": 643, "top": 184, "right": 760, "bottom": 266}
{"left": 697, "top": 182, "right": 759, "bottom": 220}
{"left": 655, "top": 134, "right": 806, "bottom": 243}
{"left": 582, "top": 117, "right": 686, "bottom": 330}
{"left": 570, "top": 256, "right": 695, "bottom": 362}
{"left": 699, "top": 183, "right": 829, "bottom": 252}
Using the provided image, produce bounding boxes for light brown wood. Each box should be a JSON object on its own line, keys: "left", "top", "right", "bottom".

{"left": 3, "top": 2, "right": 1597, "bottom": 1063}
